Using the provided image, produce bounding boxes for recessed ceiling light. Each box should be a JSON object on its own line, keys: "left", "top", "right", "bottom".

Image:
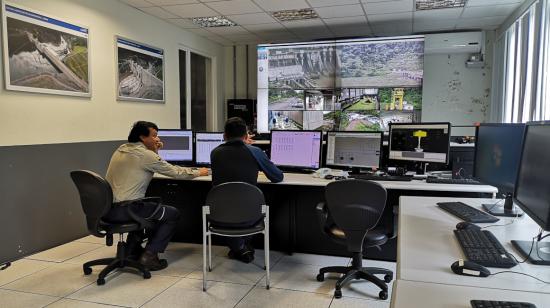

{"left": 271, "top": 8, "right": 319, "bottom": 22}
{"left": 191, "top": 16, "right": 237, "bottom": 27}
{"left": 416, "top": 0, "right": 467, "bottom": 10}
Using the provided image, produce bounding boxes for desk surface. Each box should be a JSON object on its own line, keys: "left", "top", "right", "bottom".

{"left": 154, "top": 173, "right": 497, "bottom": 194}
{"left": 398, "top": 196, "right": 550, "bottom": 294}
{"left": 390, "top": 280, "right": 550, "bottom": 308}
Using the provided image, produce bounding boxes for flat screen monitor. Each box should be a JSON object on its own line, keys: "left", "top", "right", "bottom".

{"left": 326, "top": 131, "right": 382, "bottom": 169}
{"left": 195, "top": 132, "right": 224, "bottom": 165}
{"left": 157, "top": 129, "right": 193, "bottom": 163}
{"left": 388, "top": 122, "right": 451, "bottom": 164}
{"left": 270, "top": 130, "right": 322, "bottom": 169}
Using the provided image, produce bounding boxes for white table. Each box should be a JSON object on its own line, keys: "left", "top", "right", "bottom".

{"left": 390, "top": 280, "right": 550, "bottom": 308}
{"left": 397, "top": 196, "right": 550, "bottom": 294}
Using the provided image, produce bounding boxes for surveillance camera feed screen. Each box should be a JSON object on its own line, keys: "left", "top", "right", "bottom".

{"left": 257, "top": 36, "right": 424, "bottom": 133}
{"left": 389, "top": 123, "right": 450, "bottom": 163}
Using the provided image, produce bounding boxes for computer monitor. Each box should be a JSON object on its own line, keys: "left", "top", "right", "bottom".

{"left": 157, "top": 129, "right": 193, "bottom": 164}
{"left": 270, "top": 130, "right": 322, "bottom": 170}
{"left": 325, "top": 131, "right": 382, "bottom": 172}
{"left": 388, "top": 123, "right": 451, "bottom": 167}
{"left": 474, "top": 123, "right": 525, "bottom": 216}
{"left": 195, "top": 132, "right": 224, "bottom": 165}
{"left": 511, "top": 122, "right": 550, "bottom": 265}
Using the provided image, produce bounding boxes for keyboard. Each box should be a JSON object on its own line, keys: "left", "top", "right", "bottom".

{"left": 455, "top": 229, "right": 518, "bottom": 268}
{"left": 437, "top": 202, "right": 500, "bottom": 223}
{"left": 426, "top": 177, "right": 482, "bottom": 185}
{"left": 348, "top": 174, "right": 412, "bottom": 181}
{"left": 471, "top": 300, "right": 536, "bottom": 308}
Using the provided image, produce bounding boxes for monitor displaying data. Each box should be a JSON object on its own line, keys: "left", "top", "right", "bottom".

{"left": 157, "top": 129, "right": 193, "bottom": 163}
{"left": 195, "top": 132, "right": 224, "bottom": 165}
{"left": 270, "top": 130, "right": 322, "bottom": 169}
{"left": 389, "top": 123, "right": 450, "bottom": 163}
{"left": 474, "top": 123, "right": 524, "bottom": 194}
{"left": 326, "top": 131, "right": 382, "bottom": 169}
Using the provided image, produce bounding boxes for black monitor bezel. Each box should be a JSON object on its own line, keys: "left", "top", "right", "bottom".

{"left": 324, "top": 130, "right": 383, "bottom": 170}
{"left": 513, "top": 121, "right": 550, "bottom": 231}
{"left": 193, "top": 131, "right": 225, "bottom": 166}
{"left": 157, "top": 129, "right": 194, "bottom": 165}
{"left": 269, "top": 129, "right": 323, "bottom": 170}
{"left": 388, "top": 122, "right": 451, "bottom": 164}
{"left": 473, "top": 123, "right": 525, "bottom": 194}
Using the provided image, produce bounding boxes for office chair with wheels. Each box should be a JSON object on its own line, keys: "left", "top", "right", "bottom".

{"left": 315, "top": 179, "right": 393, "bottom": 300}
{"left": 202, "top": 182, "right": 270, "bottom": 291}
{"left": 70, "top": 170, "right": 160, "bottom": 285}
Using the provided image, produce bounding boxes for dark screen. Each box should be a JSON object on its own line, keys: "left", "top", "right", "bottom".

{"left": 390, "top": 128, "right": 449, "bottom": 153}
{"left": 514, "top": 123, "right": 550, "bottom": 230}
{"left": 474, "top": 124, "right": 524, "bottom": 194}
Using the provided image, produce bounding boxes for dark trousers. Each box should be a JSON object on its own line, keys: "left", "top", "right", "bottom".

{"left": 210, "top": 220, "right": 259, "bottom": 252}
{"left": 104, "top": 202, "right": 180, "bottom": 254}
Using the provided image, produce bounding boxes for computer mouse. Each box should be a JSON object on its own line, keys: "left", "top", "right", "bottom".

{"left": 324, "top": 174, "right": 334, "bottom": 180}
{"left": 451, "top": 259, "right": 491, "bottom": 277}
{"left": 456, "top": 222, "right": 482, "bottom": 230}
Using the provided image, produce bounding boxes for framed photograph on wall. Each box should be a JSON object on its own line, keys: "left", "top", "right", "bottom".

{"left": 116, "top": 36, "right": 164, "bottom": 103}
{"left": 1, "top": 2, "right": 91, "bottom": 97}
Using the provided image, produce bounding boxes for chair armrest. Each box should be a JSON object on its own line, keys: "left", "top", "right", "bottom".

{"left": 125, "top": 197, "right": 163, "bottom": 229}
{"left": 316, "top": 202, "right": 328, "bottom": 229}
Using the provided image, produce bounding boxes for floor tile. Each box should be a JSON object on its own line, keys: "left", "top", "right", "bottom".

{"left": 142, "top": 278, "right": 252, "bottom": 308}
{"left": 187, "top": 256, "right": 267, "bottom": 285}
{"left": 330, "top": 296, "right": 390, "bottom": 308}
{"left": 268, "top": 261, "right": 340, "bottom": 295}
{"left": 25, "top": 242, "right": 103, "bottom": 263}
{"left": 63, "top": 246, "right": 118, "bottom": 266}
{"left": 279, "top": 253, "right": 351, "bottom": 267}
{"left": 165, "top": 242, "right": 227, "bottom": 256}
{"left": 235, "top": 286, "right": 332, "bottom": 308}
{"left": 154, "top": 250, "right": 200, "bottom": 277}
{"left": 3, "top": 263, "right": 96, "bottom": 297}
{"left": 74, "top": 235, "right": 108, "bottom": 245}
{"left": 0, "top": 289, "right": 59, "bottom": 308}
{"left": 46, "top": 298, "right": 116, "bottom": 308}
{"left": 0, "top": 259, "right": 52, "bottom": 287}
{"left": 68, "top": 273, "right": 179, "bottom": 307}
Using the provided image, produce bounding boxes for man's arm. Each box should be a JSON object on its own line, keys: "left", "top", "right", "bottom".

{"left": 246, "top": 145, "right": 284, "bottom": 183}
{"left": 143, "top": 151, "right": 208, "bottom": 178}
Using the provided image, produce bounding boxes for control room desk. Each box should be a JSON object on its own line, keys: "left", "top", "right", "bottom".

{"left": 148, "top": 173, "right": 497, "bottom": 261}
{"left": 397, "top": 196, "right": 550, "bottom": 294}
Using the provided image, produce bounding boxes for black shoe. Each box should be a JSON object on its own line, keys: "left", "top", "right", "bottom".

{"left": 138, "top": 250, "right": 168, "bottom": 271}
{"left": 228, "top": 248, "right": 255, "bottom": 264}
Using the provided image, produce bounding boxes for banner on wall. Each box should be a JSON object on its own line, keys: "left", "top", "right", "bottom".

{"left": 1, "top": 2, "right": 90, "bottom": 97}
{"left": 116, "top": 36, "right": 165, "bottom": 103}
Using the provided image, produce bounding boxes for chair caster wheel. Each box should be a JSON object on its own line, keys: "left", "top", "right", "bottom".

{"left": 316, "top": 273, "right": 324, "bottom": 282}
{"left": 266, "top": 285, "right": 270, "bottom": 290}
{"left": 208, "top": 267, "right": 212, "bottom": 272}
{"left": 97, "top": 278, "right": 105, "bottom": 286}
{"left": 384, "top": 274, "right": 393, "bottom": 283}
{"left": 334, "top": 289, "right": 342, "bottom": 299}
{"left": 143, "top": 272, "right": 151, "bottom": 279}
{"left": 83, "top": 267, "right": 92, "bottom": 275}
{"left": 379, "top": 290, "right": 388, "bottom": 300}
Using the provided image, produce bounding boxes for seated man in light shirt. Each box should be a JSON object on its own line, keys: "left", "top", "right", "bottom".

{"left": 105, "top": 121, "right": 208, "bottom": 271}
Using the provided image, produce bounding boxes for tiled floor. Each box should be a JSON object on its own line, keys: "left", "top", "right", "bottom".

{"left": 0, "top": 235, "right": 395, "bottom": 308}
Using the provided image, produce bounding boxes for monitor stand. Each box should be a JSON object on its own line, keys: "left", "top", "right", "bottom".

{"left": 511, "top": 240, "right": 550, "bottom": 265}
{"left": 482, "top": 193, "right": 524, "bottom": 217}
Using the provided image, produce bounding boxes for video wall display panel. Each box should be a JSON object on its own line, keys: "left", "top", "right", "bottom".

{"left": 257, "top": 36, "right": 424, "bottom": 133}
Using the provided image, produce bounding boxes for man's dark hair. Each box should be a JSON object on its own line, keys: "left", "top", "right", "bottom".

{"left": 128, "top": 121, "right": 158, "bottom": 142}
{"left": 224, "top": 117, "right": 248, "bottom": 139}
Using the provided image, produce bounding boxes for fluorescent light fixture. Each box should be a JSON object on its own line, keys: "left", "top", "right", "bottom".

{"left": 271, "top": 8, "right": 319, "bottom": 22}
{"left": 191, "top": 16, "right": 237, "bottom": 27}
{"left": 416, "top": 0, "right": 467, "bottom": 10}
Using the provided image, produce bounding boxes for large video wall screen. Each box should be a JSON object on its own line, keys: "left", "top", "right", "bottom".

{"left": 257, "top": 36, "right": 424, "bottom": 133}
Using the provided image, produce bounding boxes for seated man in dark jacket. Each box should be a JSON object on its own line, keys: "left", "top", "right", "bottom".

{"left": 210, "top": 117, "right": 283, "bottom": 263}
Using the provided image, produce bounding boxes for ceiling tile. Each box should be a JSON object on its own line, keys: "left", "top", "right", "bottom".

{"left": 166, "top": 3, "right": 219, "bottom": 18}
{"left": 252, "top": 0, "right": 311, "bottom": 11}
{"left": 282, "top": 18, "right": 325, "bottom": 28}
{"left": 206, "top": 36, "right": 233, "bottom": 45}
{"left": 206, "top": 0, "right": 263, "bottom": 15}
{"left": 308, "top": 0, "right": 359, "bottom": 7}
{"left": 186, "top": 28, "right": 214, "bottom": 36}
{"left": 226, "top": 12, "right": 277, "bottom": 25}
{"left": 315, "top": 4, "right": 365, "bottom": 19}
{"left": 466, "top": 0, "right": 523, "bottom": 7}
{"left": 139, "top": 6, "right": 180, "bottom": 19}
{"left": 456, "top": 16, "right": 507, "bottom": 29}
{"left": 147, "top": 0, "right": 198, "bottom": 5}
{"left": 323, "top": 15, "right": 367, "bottom": 26}
{"left": 413, "top": 20, "right": 456, "bottom": 33}
{"left": 204, "top": 25, "right": 252, "bottom": 35}
{"left": 120, "top": 0, "right": 155, "bottom": 8}
{"left": 363, "top": 0, "right": 413, "bottom": 14}
{"left": 330, "top": 25, "right": 371, "bottom": 37}
{"left": 371, "top": 21, "right": 412, "bottom": 34}
{"left": 462, "top": 4, "right": 517, "bottom": 18}
{"left": 413, "top": 8, "right": 463, "bottom": 22}
{"left": 368, "top": 12, "right": 412, "bottom": 22}
{"left": 242, "top": 23, "right": 287, "bottom": 31}
{"left": 167, "top": 18, "right": 200, "bottom": 28}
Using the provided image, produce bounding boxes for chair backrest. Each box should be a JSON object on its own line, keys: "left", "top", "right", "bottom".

{"left": 70, "top": 170, "right": 113, "bottom": 236}
{"left": 205, "top": 182, "right": 265, "bottom": 225}
{"left": 325, "top": 179, "right": 387, "bottom": 234}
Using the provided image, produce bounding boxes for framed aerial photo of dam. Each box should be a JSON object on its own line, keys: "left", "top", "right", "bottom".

{"left": 2, "top": 2, "right": 90, "bottom": 97}
{"left": 116, "top": 36, "right": 165, "bottom": 103}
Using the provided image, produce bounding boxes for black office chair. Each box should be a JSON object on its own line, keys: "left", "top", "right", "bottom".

{"left": 70, "top": 170, "right": 160, "bottom": 285}
{"left": 315, "top": 179, "right": 393, "bottom": 300}
{"left": 202, "top": 182, "right": 270, "bottom": 291}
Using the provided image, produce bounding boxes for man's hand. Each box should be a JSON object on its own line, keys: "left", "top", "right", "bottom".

{"left": 153, "top": 141, "right": 163, "bottom": 154}
{"left": 198, "top": 168, "right": 209, "bottom": 177}
{"left": 244, "top": 132, "right": 255, "bottom": 145}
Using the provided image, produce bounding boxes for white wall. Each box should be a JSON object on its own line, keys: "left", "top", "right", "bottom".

{"left": 0, "top": 0, "right": 225, "bottom": 146}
